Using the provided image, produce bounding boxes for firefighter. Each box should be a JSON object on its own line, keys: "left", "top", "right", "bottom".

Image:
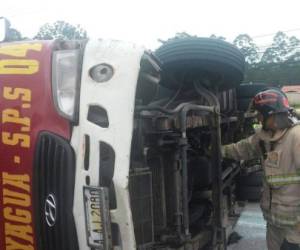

{"left": 223, "top": 89, "right": 300, "bottom": 250}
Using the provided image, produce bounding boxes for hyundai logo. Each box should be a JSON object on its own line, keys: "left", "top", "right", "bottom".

{"left": 45, "top": 194, "right": 57, "bottom": 227}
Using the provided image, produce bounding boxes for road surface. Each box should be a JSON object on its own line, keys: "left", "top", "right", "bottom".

{"left": 228, "top": 203, "right": 267, "bottom": 250}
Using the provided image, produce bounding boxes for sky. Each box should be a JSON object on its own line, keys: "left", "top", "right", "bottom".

{"left": 2, "top": 0, "right": 300, "bottom": 49}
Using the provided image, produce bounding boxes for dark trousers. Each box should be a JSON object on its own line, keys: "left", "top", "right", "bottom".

{"left": 281, "top": 240, "right": 300, "bottom": 250}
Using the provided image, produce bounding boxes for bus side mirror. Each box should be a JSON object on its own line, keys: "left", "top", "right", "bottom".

{"left": 0, "top": 17, "right": 9, "bottom": 42}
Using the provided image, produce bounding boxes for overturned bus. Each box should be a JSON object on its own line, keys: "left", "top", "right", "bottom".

{"left": 0, "top": 20, "right": 262, "bottom": 250}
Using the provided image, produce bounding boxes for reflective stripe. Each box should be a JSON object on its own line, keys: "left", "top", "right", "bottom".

{"left": 266, "top": 173, "right": 300, "bottom": 186}
{"left": 253, "top": 123, "right": 262, "bottom": 130}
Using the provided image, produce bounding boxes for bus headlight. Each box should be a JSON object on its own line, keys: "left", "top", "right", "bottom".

{"left": 52, "top": 49, "right": 81, "bottom": 121}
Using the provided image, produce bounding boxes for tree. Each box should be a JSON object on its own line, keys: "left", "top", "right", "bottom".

{"left": 261, "top": 32, "right": 300, "bottom": 63}
{"left": 210, "top": 34, "right": 226, "bottom": 40}
{"left": 0, "top": 17, "right": 23, "bottom": 41}
{"left": 233, "top": 34, "right": 259, "bottom": 64}
{"left": 245, "top": 60, "right": 300, "bottom": 84}
{"left": 158, "top": 32, "right": 195, "bottom": 44}
{"left": 35, "top": 21, "right": 87, "bottom": 40}
{"left": 159, "top": 32, "right": 227, "bottom": 44}
{"left": 285, "top": 36, "right": 300, "bottom": 62}
{"left": 6, "top": 28, "right": 23, "bottom": 41}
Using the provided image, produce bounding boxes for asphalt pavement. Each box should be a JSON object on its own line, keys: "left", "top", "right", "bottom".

{"left": 228, "top": 203, "right": 267, "bottom": 250}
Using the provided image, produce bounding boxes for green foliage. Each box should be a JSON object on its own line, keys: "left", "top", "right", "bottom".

{"left": 233, "top": 34, "right": 259, "bottom": 64}
{"left": 245, "top": 32, "right": 300, "bottom": 84}
{"left": 261, "top": 32, "right": 300, "bottom": 63}
{"left": 6, "top": 28, "right": 24, "bottom": 41}
{"left": 245, "top": 61, "right": 300, "bottom": 84}
{"left": 35, "top": 20, "right": 87, "bottom": 40}
{"left": 210, "top": 34, "right": 226, "bottom": 40}
{"left": 158, "top": 32, "right": 195, "bottom": 44}
{"left": 159, "top": 32, "right": 226, "bottom": 44}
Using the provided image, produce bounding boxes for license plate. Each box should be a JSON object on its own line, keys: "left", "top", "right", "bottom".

{"left": 83, "top": 186, "right": 111, "bottom": 249}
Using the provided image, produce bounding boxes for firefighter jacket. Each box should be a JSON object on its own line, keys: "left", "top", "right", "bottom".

{"left": 223, "top": 124, "right": 300, "bottom": 228}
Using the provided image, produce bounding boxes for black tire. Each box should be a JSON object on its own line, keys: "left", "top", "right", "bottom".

{"left": 237, "top": 171, "right": 263, "bottom": 187}
{"left": 237, "top": 98, "right": 252, "bottom": 111}
{"left": 155, "top": 37, "right": 245, "bottom": 90}
{"left": 236, "top": 186, "right": 262, "bottom": 201}
{"left": 155, "top": 85, "right": 176, "bottom": 100}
